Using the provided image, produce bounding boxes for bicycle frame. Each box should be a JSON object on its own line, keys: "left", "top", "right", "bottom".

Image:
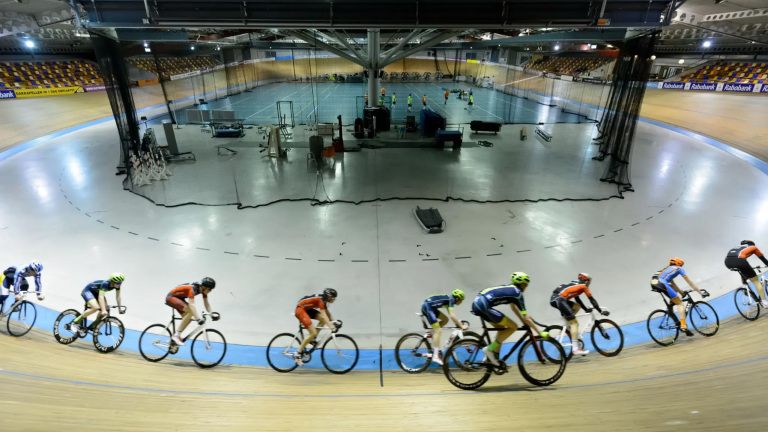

{"left": 291, "top": 321, "right": 341, "bottom": 355}
{"left": 163, "top": 310, "right": 214, "bottom": 345}
{"left": 475, "top": 320, "right": 546, "bottom": 365}
{"left": 417, "top": 313, "right": 469, "bottom": 353}
{"left": 741, "top": 267, "right": 768, "bottom": 299}
{"left": 553, "top": 308, "right": 605, "bottom": 347}
{"left": 0, "top": 291, "right": 35, "bottom": 319}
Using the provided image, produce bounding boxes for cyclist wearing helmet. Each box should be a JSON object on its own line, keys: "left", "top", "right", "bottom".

{"left": 293, "top": 288, "right": 337, "bottom": 366}
{"left": 1, "top": 261, "right": 44, "bottom": 310}
{"left": 725, "top": 240, "right": 768, "bottom": 308}
{"left": 651, "top": 258, "right": 708, "bottom": 337}
{"left": 69, "top": 273, "right": 126, "bottom": 334}
{"left": 550, "top": 273, "right": 608, "bottom": 356}
{"left": 421, "top": 289, "right": 469, "bottom": 366}
{"left": 165, "top": 277, "right": 216, "bottom": 346}
{"left": 471, "top": 272, "right": 548, "bottom": 366}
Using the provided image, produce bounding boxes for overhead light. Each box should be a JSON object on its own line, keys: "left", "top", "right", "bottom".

{"left": 606, "top": 44, "right": 614, "bottom": 48}
{"left": 191, "top": 46, "right": 195, "bottom": 51}
{"left": 590, "top": 44, "right": 597, "bottom": 49}
{"left": 554, "top": 44, "right": 560, "bottom": 51}
{"left": 678, "top": 59, "right": 685, "bottom": 64}
{"left": 702, "top": 40, "right": 712, "bottom": 48}
{"left": 650, "top": 55, "right": 656, "bottom": 60}
{"left": 24, "top": 40, "right": 35, "bottom": 48}
{"left": 143, "top": 41, "right": 148, "bottom": 47}
{"left": 144, "top": 47, "right": 151, "bottom": 53}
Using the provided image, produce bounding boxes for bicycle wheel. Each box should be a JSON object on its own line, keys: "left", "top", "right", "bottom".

{"left": 734, "top": 287, "right": 760, "bottom": 321}
{"left": 191, "top": 329, "right": 227, "bottom": 368}
{"left": 441, "top": 338, "right": 491, "bottom": 390}
{"left": 544, "top": 325, "right": 573, "bottom": 360}
{"left": 646, "top": 309, "right": 679, "bottom": 347}
{"left": 517, "top": 338, "right": 567, "bottom": 386}
{"left": 266, "top": 333, "right": 302, "bottom": 373}
{"left": 448, "top": 331, "right": 484, "bottom": 371}
{"left": 591, "top": 319, "right": 624, "bottom": 357}
{"left": 93, "top": 317, "right": 125, "bottom": 353}
{"left": 139, "top": 324, "right": 172, "bottom": 362}
{"left": 321, "top": 334, "right": 359, "bottom": 374}
{"left": 6, "top": 300, "right": 37, "bottom": 337}
{"left": 689, "top": 301, "right": 719, "bottom": 337}
{"left": 53, "top": 309, "right": 80, "bottom": 345}
{"left": 394, "top": 333, "right": 432, "bottom": 373}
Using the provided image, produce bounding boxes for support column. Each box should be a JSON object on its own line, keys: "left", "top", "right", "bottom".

{"left": 367, "top": 29, "right": 379, "bottom": 107}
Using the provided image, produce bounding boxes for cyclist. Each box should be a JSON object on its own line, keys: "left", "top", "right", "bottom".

{"left": 69, "top": 273, "right": 126, "bottom": 334}
{"left": 470, "top": 272, "right": 548, "bottom": 366}
{"left": 293, "top": 288, "right": 337, "bottom": 366}
{"left": 165, "top": 277, "right": 216, "bottom": 346}
{"left": 650, "top": 258, "right": 709, "bottom": 336}
{"left": 1, "top": 261, "right": 44, "bottom": 311}
{"left": 421, "top": 289, "right": 469, "bottom": 366}
{"left": 550, "top": 273, "right": 608, "bottom": 356}
{"left": 725, "top": 240, "right": 768, "bottom": 308}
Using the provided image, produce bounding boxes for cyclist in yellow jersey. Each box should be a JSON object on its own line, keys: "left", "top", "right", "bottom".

{"left": 421, "top": 290, "right": 468, "bottom": 365}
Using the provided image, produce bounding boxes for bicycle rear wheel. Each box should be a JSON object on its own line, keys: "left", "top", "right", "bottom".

{"left": 93, "top": 317, "right": 125, "bottom": 353}
{"left": 646, "top": 309, "right": 679, "bottom": 346}
{"left": 441, "top": 338, "right": 491, "bottom": 390}
{"left": 139, "top": 324, "right": 172, "bottom": 362}
{"left": 322, "top": 334, "right": 359, "bottom": 374}
{"left": 191, "top": 329, "right": 227, "bottom": 368}
{"left": 266, "top": 333, "right": 302, "bottom": 373}
{"left": 6, "top": 300, "right": 37, "bottom": 337}
{"left": 394, "top": 333, "right": 432, "bottom": 373}
{"left": 734, "top": 287, "right": 760, "bottom": 321}
{"left": 544, "top": 325, "right": 573, "bottom": 361}
{"left": 517, "top": 338, "right": 567, "bottom": 386}
{"left": 53, "top": 309, "right": 80, "bottom": 344}
{"left": 689, "top": 301, "right": 719, "bottom": 337}
{"left": 591, "top": 319, "right": 624, "bottom": 357}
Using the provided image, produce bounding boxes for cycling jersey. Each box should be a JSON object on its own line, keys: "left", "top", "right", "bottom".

{"left": 651, "top": 265, "right": 685, "bottom": 299}
{"left": 725, "top": 245, "right": 768, "bottom": 280}
{"left": 478, "top": 285, "right": 526, "bottom": 312}
{"left": 82, "top": 280, "right": 120, "bottom": 303}
{"left": 727, "top": 244, "right": 768, "bottom": 261}
{"left": 2, "top": 266, "right": 42, "bottom": 295}
{"left": 168, "top": 283, "right": 207, "bottom": 300}
{"left": 423, "top": 294, "right": 455, "bottom": 311}
{"left": 552, "top": 281, "right": 592, "bottom": 300}
{"left": 297, "top": 295, "right": 326, "bottom": 311}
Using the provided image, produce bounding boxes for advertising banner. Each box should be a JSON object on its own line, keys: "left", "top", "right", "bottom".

{"left": 12, "top": 87, "right": 83, "bottom": 98}
{"left": 83, "top": 84, "right": 107, "bottom": 92}
{"left": 721, "top": 83, "right": 755, "bottom": 93}
{"left": 761, "top": 84, "right": 768, "bottom": 93}
{"left": 0, "top": 89, "right": 16, "bottom": 100}
{"left": 688, "top": 83, "right": 717, "bottom": 91}
{"left": 660, "top": 82, "right": 686, "bottom": 90}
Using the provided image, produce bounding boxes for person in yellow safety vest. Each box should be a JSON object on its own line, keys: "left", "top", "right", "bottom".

{"left": 381, "top": 87, "right": 386, "bottom": 97}
{"left": 422, "top": 94, "right": 427, "bottom": 108}
{"left": 444, "top": 90, "right": 449, "bottom": 104}
{"left": 468, "top": 93, "right": 474, "bottom": 111}
{"left": 407, "top": 94, "right": 412, "bottom": 112}
{"left": 365, "top": 92, "right": 368, "bottom": 105}
{"left": 391, "top": 93, "right": 396, "bottom": 108}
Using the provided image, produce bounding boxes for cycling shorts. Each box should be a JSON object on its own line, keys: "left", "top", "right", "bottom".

{"left": 81, "top": 288, "right": 99, "bottom": 303}
{"left": 2, "top": 277, "right": 28, "bottom": 291}
{"left": 550, "top": 296, "right": 576, "bottom": 321}
{"left": 651, "top": 279, "right": 678, "bottom": 300}
{"left": 470, "top": 295, "right": 505, "bottom": 324}
{"left": 165, "top": 294, "right": 188, "bottom": 314}
{"left": 724, "top": 256, "right": 756, "bottom": 280}
{"left": 420, "top": 302, "right": 446, "bottom": 326}
{"left": 295, "top": 307, "right": 320, "bottom": 329}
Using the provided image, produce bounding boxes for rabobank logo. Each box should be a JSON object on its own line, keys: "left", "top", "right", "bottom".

{"left": 761, "top": 84, "right": 768, "bottom": 93}
{"left": 690, "top": 83, "right": 717, "bottom": 91}
{"left": 723, "top": 83, "right": 754, "bottom": 92}
{"left": 0, "top": 89, "right": 16, "bottom": 99}
{"left": 661, "top": 82, "right": 685, "bottom": 90}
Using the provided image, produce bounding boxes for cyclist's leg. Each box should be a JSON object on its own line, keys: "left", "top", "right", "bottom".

{"left": 165, "top": 296, "right": 189, "bottom": 342}
{"left": 664, "top": 281, "right": 690, "bottom": 331}
{"left": 296, "top": 308, "right": 318, "bottom": 352}
{"left": 74, "top": 289, "right": 99, "bottom": 325}
{"left": 0, "top": 278, "right": 9, "bottom": 313}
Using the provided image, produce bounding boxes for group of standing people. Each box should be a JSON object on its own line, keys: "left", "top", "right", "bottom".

{"left": 364, "top": 87, "right": 474, "bottom": 113}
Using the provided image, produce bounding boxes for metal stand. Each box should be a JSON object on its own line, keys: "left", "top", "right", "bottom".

{"left": 276, "top": 101, "right": 294, "bottom": 140}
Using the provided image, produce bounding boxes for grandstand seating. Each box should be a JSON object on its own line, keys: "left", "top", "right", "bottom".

{"left": 127, "top": 57, "right": 218, "bottom": 80}
{"left": 0, "top": 60, "right": 102, "bottom": 90}
{"left": 525, "top": 57, "right": 612, "bottom": 76}
{"left": 680, "top": 61, "right": 767, "bottom": 85}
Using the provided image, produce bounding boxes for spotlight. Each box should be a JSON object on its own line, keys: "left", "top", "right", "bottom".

{"left": 702, "top": 40, "right": 712, "bottom": 48}
{"left": 650, "top": 55, "right": 656, "bottom": 60}
{"left": 554, "top": 44, "right": 560, "bottom": 51}
{"left": 678, "top": 59, "right": 685, "bottom": 64}
{"left": 24, "top": 40, "right": 34, "bottom": 48}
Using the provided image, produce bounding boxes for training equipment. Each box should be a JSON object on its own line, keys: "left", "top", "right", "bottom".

{"left": 436, "top": 129, "right": 462, "bottom": 149}
{"left": 420, "top": 109, "right": 446, "bottom": 137}
{"left": 451, "top": 289, "right": 465, "bottom": 300}
{"left": 669, "top": 258, "right": 684, "bottom": 266}
{"left": 413, "top": 206, "right": 446, "bottom": 234}
{"left": 511, "top": 272, "right": 531, "bottom": 285}
{"left": 470, "top": 121, "right": 502, "bottom": 134}
{"left": 201, "top": 277, "right": 216, "bottom": 289}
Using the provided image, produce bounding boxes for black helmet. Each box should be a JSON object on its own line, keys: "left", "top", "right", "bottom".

{"left": 201, "top": 277, "right": 216, "bottom": 289}
{"left": 741, "top": 240, "right": 756, "bottom": 246}
{"left": 322, "top": 288, "right": 337, "bottom": 300}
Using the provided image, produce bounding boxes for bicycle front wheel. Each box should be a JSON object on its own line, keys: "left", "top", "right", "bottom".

{"left": 734, "top": 287, "right": 760, "bottom": 321}
{"left": 441, "top": 338, "right": 491, "bottom": 390}
{"left": 517, "top": 338, "right": 567, "bottom": 386}
{"left": 7, "top": 300, "right": 37, "bottom": 337}
{"left": 591, "top": 319, "right": 624, "bottom": 357}
{"left": 266, "top": 333, "right": 302, "bottom": 373}
{"left": 394, "top": 333, "right": 432, "bottom": 373}
{"left": 689, "top": 301, "right": 719, "bottom": 337}
{"left": 646, "top": 309, "right": 679, "bottom": 346}
{"left": 53, "top": 309, "right": 80, "bottom": 344}
{"left": 544, "top": 325, "right": 573, "bottom": 361}
{"left": 93, "top": 317, "right": 125, "bottom": 353}
{"left": 191, "top": 329, "right": 227, "bottom": 368}
{"left": 139, "top": 324, "right": 172, "bottom": 362}
{"left": 322, "top": 334, "right": 359, "bottom": 374}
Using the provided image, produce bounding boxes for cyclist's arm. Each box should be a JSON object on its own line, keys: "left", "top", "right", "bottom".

{"left": 574, "top": 296, "right": 589, "bottom": 311}
{"left": 97, "top": 291, "right": 108, "bottom": 314}
{"left": 447, "top": 309, "right": 466, "bottom": 329}
{"left": 325, "top": 307, "right": 333, "bottom": 322}
{"left": 115, "top": 289, "right": 123, "bottom": 309}
{"left": 187, "top": 297, "right": 201, "bottom": 320}
{"left": 681, "top": 275, "right": 704, "bottom": 296}
{"left": 203, "top": 296, "right": 211, "bottom": 314}
{"left": 586, "top": 295, "right": 602, "bottom": 311}
{"left": 510, "top": 304, "right": 541, "bottom": 335}
{"left": 317, "top": 308, "right": 331, "bottom": 326}
{"left": 34, "top": 273, "right": 42, "bottom": 293}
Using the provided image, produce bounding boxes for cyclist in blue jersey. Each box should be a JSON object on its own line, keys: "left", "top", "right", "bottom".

{"left": 650, "top": 257, "right": 708, "bottom": 337}
{"left": 421, "top": 289, "right": 469, "bottom": 365}
{"left": 471, "top": 272, "right": 548, "bottom": 366}
{"left": 69, "top": 273, "right": 126, "bottom": 334}
{"left": 1, "top": 261, "right": 44, "bottom": 311}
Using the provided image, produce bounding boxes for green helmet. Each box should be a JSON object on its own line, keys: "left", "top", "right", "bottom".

{"left": 451, "top": 289, "right": 465, "bottom": 300}
{"left": 510, "top": 272, "right": 530, "bottom": 285}
{"left": 109, "top": 273, "right": 125, "bottom": 284}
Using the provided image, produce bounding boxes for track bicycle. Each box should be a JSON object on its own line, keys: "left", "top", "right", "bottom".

{"left": 139, "top": 310, "right": 227, "bottom": 368}
{"left": 394, "top": 313, "right": 480, "bottom": 373}
{"left": 733, "top": 266, "right": 768, "bottom": 321}
{"left": 53, "top": 305, "right": 127, "bottom": 353}
{"left": 646, "top": 289, "right": 719, "bottom": 346}
{"left": 441, "top": 320, "right": 567, "bottom": 390}
{"left": 0, "top": 290, "right": 39, "bottom": 337}
{"left": 544, "top": 307, "right": 624, "bottom": 361}
{"left": 266, "top": 319, "right": 359, "bottom": 374}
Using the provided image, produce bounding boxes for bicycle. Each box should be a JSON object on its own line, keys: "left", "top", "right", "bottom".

{"left": 646, "top": 289, "right": 719, "bottom": 346}
{"left": 544, "top": 307, "right": 624, "bottom": 361}
{"left": 0, "top": 290, "right": 39, "bottom": 337}
{"left": 266, "top": 319, "right": 359, "bottom": 374}
{"left": 52, "top": 305, "right": 127, "bottom": 353}
{"left": 441, "top": 320, "right": 567, "bottom": 390}
{"left": 138, "top": 310, "right": 227, "bottom": 368}
{"left": 732, "top": 267, "right": 767, "bottom": 321}
{"left": 394, "top": 313, "right": 481, "bottom": 373}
